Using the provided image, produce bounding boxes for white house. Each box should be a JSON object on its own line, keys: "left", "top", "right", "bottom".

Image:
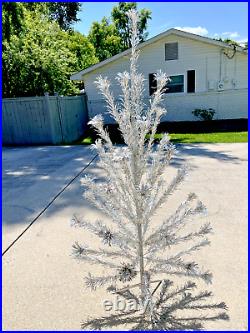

{"left": 71, "top": 28, "right": 248, "bottom": 123}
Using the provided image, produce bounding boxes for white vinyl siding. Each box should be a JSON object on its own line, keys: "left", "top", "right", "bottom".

{"left": 82, "top": 34, "right": 247, "bottom": 123}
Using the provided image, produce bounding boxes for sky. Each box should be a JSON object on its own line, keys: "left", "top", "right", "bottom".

{"left": 73, "top": 2, "right": 248, "bottom": 45}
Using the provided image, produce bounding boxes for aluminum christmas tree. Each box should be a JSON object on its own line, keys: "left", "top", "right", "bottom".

{"left": 71, "top": 10, "right": 229, "bottom": 330}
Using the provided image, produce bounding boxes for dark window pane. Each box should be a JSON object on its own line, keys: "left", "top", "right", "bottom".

{"left": 170, "top": 75, "right": 183, "bottom": 84}
{"left": 149, "top": 73, "right": 157, "bottom": 95}
{"left": 165, "top": 42, "right": 178, "bottom": 60}
{"left": 167, "top": 84, "right": 184, "bottom": 93}
{"left": 187, "top": 70, "right": 195, "bottom": 93}
{"left": 165, "top": 75, "right": 184, "bottom": 93}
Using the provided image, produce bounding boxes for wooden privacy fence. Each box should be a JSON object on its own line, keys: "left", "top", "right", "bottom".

{"left": 2, "top": 94, "right": 88, "bottom": 145}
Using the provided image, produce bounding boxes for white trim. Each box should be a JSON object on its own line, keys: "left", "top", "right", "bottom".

{"left": 70, "top": 28, "right": 247, "bottom": 81}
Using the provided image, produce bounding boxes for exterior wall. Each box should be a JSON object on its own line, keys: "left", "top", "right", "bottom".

{"left": 2, "top": 95, "right": 88, "bottom": 145}
{"left": 88, "top": 89, "right": 248, "bottom": 123}
{"left": 83, "top": 34, "right": 248, "bottom": 123}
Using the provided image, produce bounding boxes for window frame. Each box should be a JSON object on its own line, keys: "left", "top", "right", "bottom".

{"left": 165, "top": 74, "right": 185, "bottom": 94}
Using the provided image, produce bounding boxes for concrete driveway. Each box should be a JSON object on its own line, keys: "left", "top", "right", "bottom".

{"left": 2, "top": 143, "right": 248, "bottom": 330}
{"left": 2, "top": 145, "right": 96, "bottom": 252}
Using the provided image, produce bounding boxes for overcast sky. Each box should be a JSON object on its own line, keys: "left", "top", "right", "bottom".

{"left": 73, "top": 2, "right": 248, "bottom": 45}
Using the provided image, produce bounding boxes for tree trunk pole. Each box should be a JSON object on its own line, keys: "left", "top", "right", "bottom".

{"left": 137, "top": 222, "right": 145, "bottom": 300}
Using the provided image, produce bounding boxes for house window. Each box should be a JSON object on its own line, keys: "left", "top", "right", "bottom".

{"left": 149, "top": 73, "right": 157, "bottom": 95}
{"left": 187, "top": 70, "right": 195, "bottom": 93}
{"left": 165, "top": 75, "right": 184, "bottom": 93}
{"left": 165, "top": 42, "right": 178, "bottom": 60}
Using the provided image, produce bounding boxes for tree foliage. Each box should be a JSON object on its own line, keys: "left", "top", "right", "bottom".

{"left": 215, "top": 37, "right": 241, "bottom": 47}
{"left": 68, "top": 30, "right": 98, "bottom": 70}
{"left": 2, "top": 2, "right": 24, "bottom": 41}
{"left": 222, "top": 38, "right": 240, "bottom": 47}
{"left": 88, "top": 2, "right": 151, "bottom": 61}
{"left": 2, "top": 2, "right": 152, "bottom": 97}
{"left": 47, "top": 2, "right": 81, "bottom": 31}
{"left": 21, "top": 2, "right": 81, "bottom": 30}
{"left": 111, "top": 2, "right": 151, "bottom": 49}
{"left": 88, "top": 17, "right": 122, "bottom": 62}
{"left": 2, "top": 3, "right": 97, "bottom": 97}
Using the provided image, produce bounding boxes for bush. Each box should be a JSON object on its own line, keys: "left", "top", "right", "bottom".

{"left": 192, "top": 108, "right": 215, "bottom": 121}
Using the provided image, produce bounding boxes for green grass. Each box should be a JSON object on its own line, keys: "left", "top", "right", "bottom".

{"left": 156, "top": 132, "right": 248, "bottom": 143}
{"left": 79, "top": 136, "right": 93, "bottom": 145}
{"left": 74, "top": 131, "right": 248, "bottom": 145}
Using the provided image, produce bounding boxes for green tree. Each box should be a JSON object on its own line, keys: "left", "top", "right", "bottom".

{"left": 88, "top": 17, "right": 122, "bottom": 61}
{"left": 111, "top": 2, "right": 151, "bottom": 49}
{"left": 2, "top": 2, "right": 24, "bottom": 41}
{"left": 68, "top": 30, "right": 98, "bottom": 70}
{"left": 88, "top": 2, "right": 151, "bottom": 61}
{"left": 22, "top": 2, "right": 81, "bottom": 30}
{"left": 47, "top": 2, "right": 81, "bottom": 30}
{"left": 222, "top": 38, "right": 240, "bottom": 47}
{"left": 2, "top": 8, "right": 97, "bottom": 97}
{"left": 215, "top": 37, "right": 240, "bottom": 47}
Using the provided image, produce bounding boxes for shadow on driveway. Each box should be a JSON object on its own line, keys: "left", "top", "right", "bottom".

{"left": 2, "top": 146, "right": 96, "bottom": 251}
{"left": 2, "top": 143, "right": 247, "bottom": 252}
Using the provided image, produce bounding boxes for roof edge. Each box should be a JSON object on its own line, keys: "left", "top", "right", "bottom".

{"left": 70, "top": 28, "right": 247, "bottom": 80}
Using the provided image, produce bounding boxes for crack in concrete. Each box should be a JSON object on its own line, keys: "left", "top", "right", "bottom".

{"left": 2, "top": 154, "right": 97, "bottom": 256}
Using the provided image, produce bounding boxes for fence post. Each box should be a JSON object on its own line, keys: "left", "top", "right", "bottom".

{"left": 81, "top": 93, "right": 89, "bottom": 124}
{"left": 44, "top": 92, "right": 58, "bottom": 144}
{"left": 56, "top": 95, "right": 64, "bottom": 143}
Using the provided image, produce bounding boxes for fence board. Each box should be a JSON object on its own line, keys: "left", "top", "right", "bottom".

{"left": 2, "top": 95, "right": 88, "bottom": 145}
{"left": 59, "top": 95, "right": 88, "bottom": 143}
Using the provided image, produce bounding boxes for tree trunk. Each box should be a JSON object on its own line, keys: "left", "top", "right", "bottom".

{"left": 137, "top": 222, "right": 145, "bottom": 301}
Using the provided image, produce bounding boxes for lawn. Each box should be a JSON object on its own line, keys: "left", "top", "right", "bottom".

{"left": 76, "top": 131, "right": 248, "bottom": 145}
{"left": 157, "top": 132, "right": 248, "bottom": 143}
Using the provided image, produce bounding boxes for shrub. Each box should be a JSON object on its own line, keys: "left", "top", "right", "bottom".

{"left": 192, "top": 108, "right": 215, "bottom": 121}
